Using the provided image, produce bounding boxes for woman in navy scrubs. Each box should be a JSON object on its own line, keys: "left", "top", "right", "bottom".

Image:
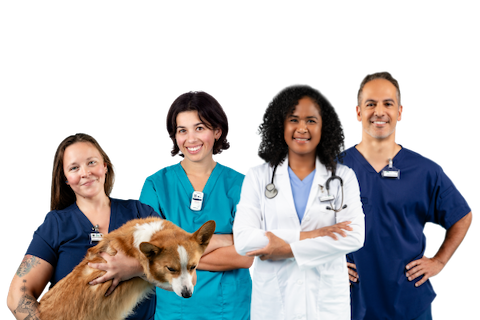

{"left": 7, "top": 133, "right": 157, "bottom": 320}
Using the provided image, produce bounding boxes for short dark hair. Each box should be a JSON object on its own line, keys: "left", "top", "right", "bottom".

{"left": 166, "top": 91, "right": 230, "bottom": 157}
{"left": 357, "top": 71, "right": 401, "bottom": 105}
{"left": 258, "top": 85, "right": 345, "bottom": 174}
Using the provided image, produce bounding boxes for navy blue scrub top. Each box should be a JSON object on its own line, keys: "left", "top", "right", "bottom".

{"left": 342, "top": 146, "right": 471, "bottom": 320}
{"left": 26, "top": 198, "right": 157, "bottom": 320}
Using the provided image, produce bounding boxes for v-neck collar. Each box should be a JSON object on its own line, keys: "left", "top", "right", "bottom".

{"left": 73, "top": 198, "right": 115, "bottom": 233}
{"left": 351, "top": 144, "right": 405, "bottom": 174}
{"left": 288, "top": 166, "right": 316, "bottom": 185}
{"left": 174, "top": 162, "right": 224, "bottom": 196}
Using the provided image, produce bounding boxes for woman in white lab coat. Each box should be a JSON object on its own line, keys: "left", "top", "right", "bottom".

{"left": 233, "top": 85, "right": 365, "bottom": 320}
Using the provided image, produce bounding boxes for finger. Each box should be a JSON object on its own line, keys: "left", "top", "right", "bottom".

{"left": 88, "top": 262, "right": 108, "bottom": 271}
{"left": 89, "top": 274, "right": 110, "bottom": 286}
{"left": 105, "top": 278, "right": 120, "bottom": 296}
{"left": 406, "top": 259, "right": 422, "bottom": 271}
{"left": 407, "top": 267, "right": 425, "bottom": 281}
{"left": 415, "top": 274, "right": 429, "bottom": 287}
{"left": 327, "top": 233, "right": 338, "bottom": 240}
{"left": 246, "top": 249, "right": 265, "bottom": 256}
{"left": 347, "top": 262, "right": 357, "bottom": 270}
{"left": 349, "top": 274, "right": 358, "bottom": 282}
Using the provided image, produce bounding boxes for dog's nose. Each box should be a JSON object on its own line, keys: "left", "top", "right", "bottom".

{"left": 181, "top": 287, "right": 192, "bottom": 298}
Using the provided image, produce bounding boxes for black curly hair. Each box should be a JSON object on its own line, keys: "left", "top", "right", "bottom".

{"left": 258, "top": 85, "right": 344, "bottom": 174}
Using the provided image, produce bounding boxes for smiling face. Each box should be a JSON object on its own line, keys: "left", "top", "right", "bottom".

{"left": 63, "top": 142, "right": 108, "bottom": 201}
{"left": 357, "top": 79, "right": 403, "bottom": 140}
{"left": 175, "top": 111, "right": 221, "bottom": 165}
{"left": 284, "top": 97, "right": 322, "bottom": 161}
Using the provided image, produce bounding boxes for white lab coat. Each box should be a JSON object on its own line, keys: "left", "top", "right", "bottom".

{"left": 233, "top": 157, "right": 365, "bottom": 320}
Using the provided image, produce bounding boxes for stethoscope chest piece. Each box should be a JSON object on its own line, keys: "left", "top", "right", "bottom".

{"left": 265, "top": 183, "right": 278, "bottom": 199}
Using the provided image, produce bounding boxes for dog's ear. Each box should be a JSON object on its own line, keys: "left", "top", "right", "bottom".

{"left": 140, "top": 242, "right": 162, "bottom": 260}
{"left": 192, "top": 220, "right": 216, "bottom": 249}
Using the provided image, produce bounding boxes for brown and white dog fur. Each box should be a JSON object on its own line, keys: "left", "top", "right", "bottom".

{"left": 38, "top": 217, "right": 216, "bottom": 320}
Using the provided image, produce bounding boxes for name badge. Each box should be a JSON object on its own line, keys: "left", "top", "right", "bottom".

{"left": 90, "top": 233, "right": 103, "bottom": 244}
{"left": 381, "top": 158, "right": 401, "bottom": 179}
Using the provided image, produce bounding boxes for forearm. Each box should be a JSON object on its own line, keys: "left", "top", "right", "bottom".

{"left": 198, "top": 245, "right": 254, "bottom": 271}
{"left": 434, "top": 212, "right": 472, "bottom": 265}
{"left": 203, "top": 234, "right": 234, "bottom": 256}
{"left": 8, "top": 277, "right": 42, "bottom": 320}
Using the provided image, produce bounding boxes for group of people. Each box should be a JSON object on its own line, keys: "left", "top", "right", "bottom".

{"left": 7, "top": 72, "right": 472, "bottom": 320}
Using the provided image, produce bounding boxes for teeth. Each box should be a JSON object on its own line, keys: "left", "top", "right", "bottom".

{"left": 295, "top": 138, "right": 308, "bottom": 141}
{"left": 187, "top": 146, "right": 201, "bottom": 151}
{"left": 373, "top": 121, "right": 386, "bottom": 124}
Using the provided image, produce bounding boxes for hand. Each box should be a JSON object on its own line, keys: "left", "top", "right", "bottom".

{"left": 347, "top": 262, "right": 359, "bottom": 283}
{"left": 405, "top": 256, "right": 445, "bottom": 287}
{"left": 316, "top": 221, "right": 353, "bottom": 240}
{"left": 203, "top": 234, "right": 234, "bottom": 256}
{"left": 88, "top": 250, "right": 144, "bottom": 296}
{"left": 246, "top": 232, "right": 293, "bottom": 261}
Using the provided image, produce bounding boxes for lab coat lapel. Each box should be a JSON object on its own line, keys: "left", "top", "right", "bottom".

{"left": 303, "top": 158, "right": 330, "bottom": 218}
{"left": 275, "top": 157, "right": 300, "bottom": 224}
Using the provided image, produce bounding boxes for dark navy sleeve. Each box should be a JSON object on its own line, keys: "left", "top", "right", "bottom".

{"left": 25, "top": 212, "right": 60, "bottom": 268}
{"left": 135, "top": 200, "right": 159, "bottom": 219}
{"left": 427, "top": 168, "right": 471, "bottom": 229}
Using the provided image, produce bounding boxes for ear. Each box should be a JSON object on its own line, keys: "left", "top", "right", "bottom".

{"left": 214, "top": 128, "right": 222, "bottom": 140}
{"left": 355, "top": 99, "right": 362, "bottom": 123}
{"left": 397, "top": 105, "right": 403, "bottom": 121}
{"left": 140, "top": 242, "right": 162, "bottom": 260}
{"left": 192, "top": 220, "right": 216, "bottom": 248}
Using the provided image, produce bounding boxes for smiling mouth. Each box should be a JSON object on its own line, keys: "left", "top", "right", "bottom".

{"left": 186, "top": 145, "right": 202, "bottom": 153}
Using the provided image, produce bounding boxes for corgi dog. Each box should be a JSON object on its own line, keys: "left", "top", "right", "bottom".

{"left": 38, "top": 217, "right": 216, "bottom": 320}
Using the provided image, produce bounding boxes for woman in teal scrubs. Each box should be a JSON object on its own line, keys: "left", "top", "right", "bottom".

{"left": 140, "top": 91, "right": 253, "bottom": 320}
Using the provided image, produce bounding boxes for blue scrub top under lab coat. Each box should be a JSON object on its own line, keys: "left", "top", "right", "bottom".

{"left": 26, "top": 198, "right": 157, "bottom": 320}
{"left": 140, "top": 162, "right": 251, "bottom": 320}
{"left": 342, "top": 146, "right": 471, "bottom": 320}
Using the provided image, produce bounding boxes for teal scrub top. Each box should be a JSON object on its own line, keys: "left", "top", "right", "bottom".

{"left": 140, "top": 162, "right": 252, "bottom": 320}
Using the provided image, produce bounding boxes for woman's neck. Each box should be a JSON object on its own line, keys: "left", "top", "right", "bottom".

{"left": 181, "top": 157, "right": 216, "bottom": 176}
{"left": 76, "top": 193, "right": 110, "bottom": 215}
{"left": 287, "top": 152, "right": 316, "bottom": 181}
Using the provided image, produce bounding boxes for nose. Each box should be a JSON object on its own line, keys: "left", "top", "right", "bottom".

{"left": 296, "top": 121, "right": 308, "bottom": 133}
{"left": 186, "top": 131, "right": 197, "bottom": 143}
{"left": 80, "top": 167, "right": 91, "bottom": 178}
{"left": 181, "top": 287, "right": 192, "bottom": 298}
{"left": 374, "top": 105, "right": 386, "bottom": 117}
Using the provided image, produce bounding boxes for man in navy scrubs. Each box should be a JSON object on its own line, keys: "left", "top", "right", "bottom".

{"left": 342, "top": 72, "right": 472, "bottom": 320}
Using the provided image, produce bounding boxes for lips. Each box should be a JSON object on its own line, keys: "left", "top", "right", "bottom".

{"left": 185, "top": 145, "right": 202, "bottom": 154}
{"left": 82, "top": 179, "right": 97, "bottom": 187}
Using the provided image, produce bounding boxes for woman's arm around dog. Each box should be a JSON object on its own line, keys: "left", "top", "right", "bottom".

{"left": 7, "top": 254, "right": 53, "bottom": 320}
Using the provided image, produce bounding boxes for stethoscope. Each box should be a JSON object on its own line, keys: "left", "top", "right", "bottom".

{"left": 265, "top": 164, "right": 347, "bottom": 213}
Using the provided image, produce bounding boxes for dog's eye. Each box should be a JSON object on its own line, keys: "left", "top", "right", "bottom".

{"left": 189, "top": 265, "right": 196, "bottom": 271}
{"left": 166, "top": 266, "right": 177, "bottom": 272}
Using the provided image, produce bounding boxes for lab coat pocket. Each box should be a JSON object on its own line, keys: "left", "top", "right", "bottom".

{"left": 252, "top": 270, "right": 284, "bottom": 319}
{"left": 317, "top": 268, "right": 350, "bottom": 317}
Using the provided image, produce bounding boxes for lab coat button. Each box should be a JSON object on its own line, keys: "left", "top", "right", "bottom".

{"left": 304, "top": 216, "right": 310, "bottom": 221}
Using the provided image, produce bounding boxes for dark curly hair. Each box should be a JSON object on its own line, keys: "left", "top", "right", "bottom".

{"left": 166, "top": 91, "right": 230, "bottom": 157}
{"left": 258, "top": 85, "right": 344, "bottom": 174}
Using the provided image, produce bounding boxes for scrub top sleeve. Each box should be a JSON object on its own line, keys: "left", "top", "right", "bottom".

{"left": 136, "top": 201, "right": 160, "bottom": 219}
{"left": 233, "top": 167, "right": 270, "bottom": 255}
{"left": 26, "top": 213, "right": 60, "bottom": 268}
{"left": 429, "top": 170, "right": 471, "bottom": 229}
{"left": 291, "top": 168, "right": 365, "bottom": 270}
{"left": 139, "top": 178, "right": 164, "bottom": 218}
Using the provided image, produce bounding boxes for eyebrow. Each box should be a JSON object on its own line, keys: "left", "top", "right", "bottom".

{"left": 288, "top": 114, "right": 319, "bottom": 119}
{"left": 364, "top": 99, "right": 396, "bottom": 104}
{"left": 177, "top": 122, "right": 204, "bottom": 128}
{"left": 66, "top": 157, "right": 98, "bottom": 166}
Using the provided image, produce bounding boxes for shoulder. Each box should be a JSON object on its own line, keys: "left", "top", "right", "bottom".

{"left": 216, "top": 163, "right": 245, "bottom": 183}
{"left": 335, "top": 162, "right": 358, "bottom": 181}
{"left": 400, "top": 147, "right": 445, "bottom": 176}
{"left": 338, "top": 146, "right": 358, "bottom": 167}
{"left": 247, "top": 162, "right": 270, "bottom": 175}
{"left": 111, "top": 198, "right": 156, "bottom": 218}
{"left": 144, "top": 163, "right": 179, "bottom": 182}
